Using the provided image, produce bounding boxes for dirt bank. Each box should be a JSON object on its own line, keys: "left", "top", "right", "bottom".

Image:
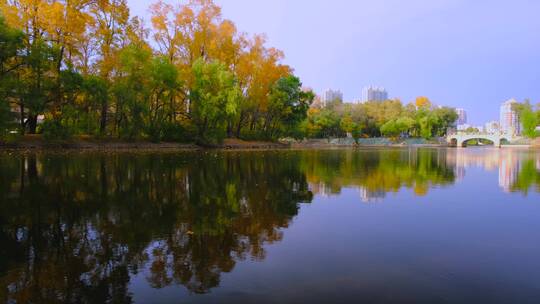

{"left": 0, "top": 136, "right": 289, "bottom": 151}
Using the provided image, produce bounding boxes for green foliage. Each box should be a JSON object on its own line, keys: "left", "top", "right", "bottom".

{"left": 0, "top": 100, "right": 14, "bottom": 138}
{"left": 42, "top": 119, "right": 73, "bottom": 141}
{"left": 190, "top": 58, "right": 241, "bottom": 144}
{"left": 112, "top": 45, "right": 154, "bottom": 139}
{"left": 514, "top": 102, "right": 539, "bottom": 138}
{"left": 340, "top": 114, "right": 355, "bottom": 135}
{"left": 265, "top": 75, "right": 314, "bottom": 139}
{"left": 80, "top": 75, "right": 109, "bottom": 135}
{"left": 0, "top": 16, "right": 23, "bottom": 137}
{"left": 312, "top": 109, "right": 342, "bottom": 138}
{"left": 303, "top": 99, "right": 457, "bottom": 140}
{"left": 380, "top": 120, "right": 399, "bottom": 137}
{"left": 380, "top": 117, "right": 415, "bottom": 137}
{"left": 432, "top": 107, "right": 458, "bottom": 136}
{"left": 512, "top": 159, "right": 540, "bottom": 193}
{"left": 0, "top": 15, "right": 22, "bottom": 74}
{"left": 464, "top": 127, "right": 480, "bottom": 134}
{"left": 23, "top": 39, "right": 58, "bottom": 116}
{"left": 159, "top": 122, "right": 195, "bottom": 142}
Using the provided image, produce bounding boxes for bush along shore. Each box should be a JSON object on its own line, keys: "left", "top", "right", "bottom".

{"left": 287, "top": 137, "right": 447, "bottom": 148}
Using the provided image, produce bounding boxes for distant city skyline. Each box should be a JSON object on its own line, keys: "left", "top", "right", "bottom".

{"left": 361, "top": 86, "right": 388, "bottom": 102}
{"left": 127, "top": 0, "right": 540, "bottom": 125}
{"left": 321, "top": 89, "right": 343, "bottom": 106}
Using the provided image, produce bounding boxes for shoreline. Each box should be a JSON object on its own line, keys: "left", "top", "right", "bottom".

{"left": 1, "top": 143, "right": 535, "bottom": 152}
{"left": 1, "top": 137, "right": 535, "bottom": 152}
{"left": 0, "top": 138, "right": 289, "bottom": 152}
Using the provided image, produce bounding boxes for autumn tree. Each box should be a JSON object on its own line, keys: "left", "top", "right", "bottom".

{"left": 90, "top": 0, "right": 130, "bottom": 134}
{"left": 415, "top": 96, "right": 431, "bottom": 108}
{"left": 1, "top": 0, "right": 312, "bottom": 143}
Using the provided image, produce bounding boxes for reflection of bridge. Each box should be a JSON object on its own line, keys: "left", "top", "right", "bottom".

{"left": 446, "top": 133, "right": 509, "bottom": 148}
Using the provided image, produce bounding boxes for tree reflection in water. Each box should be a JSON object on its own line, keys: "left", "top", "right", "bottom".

{"left": 0, "top": 152, "right": 312, "bottom": 303}
{"left": 303, "top": 149, "right": 456, "bottom": 199}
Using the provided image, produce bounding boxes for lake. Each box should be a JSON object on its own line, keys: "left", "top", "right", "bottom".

{"left": 1, "top": 148, "right": 540, "bottom": 303}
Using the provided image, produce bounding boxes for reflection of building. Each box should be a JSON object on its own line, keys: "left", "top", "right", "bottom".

{"left": 309, "top": 182, "right": 332, "bottom": 197}
{"left": 449, "top": 148, "right": 528, "bottom": 193}
{"left": 500, "top": 99, "right": 520, "bottom": 136}
{"left": 359, "top": 187, "right": 386, "bottom": 203}
{"left": 456, "top": 108, "right": 467, "bottom": 125}
{"left": 447, "top": 148, "right": 517, "bottom": 191}
{"left": 361, "top": 86, "right": 388, "bottom": 102}
{"left": 455, "top": 165, "right": 466, "bottom": 181}
{"left": 498, "top": 151, "right": 521, "bottom": 192}
{"left": 321, "top": 89, "right": 343, "bottom": 107}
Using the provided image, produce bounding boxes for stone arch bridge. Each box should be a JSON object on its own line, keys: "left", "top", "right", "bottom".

{"left": 446, "top": 133, "right": 509, "bottom": 147}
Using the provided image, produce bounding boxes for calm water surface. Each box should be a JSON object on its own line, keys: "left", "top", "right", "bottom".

{"left": 1, "top": 148, "right": 540, "bottom": 303}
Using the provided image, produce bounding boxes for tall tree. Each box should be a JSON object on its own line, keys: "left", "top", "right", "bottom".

{"left": 189, "top": 58, "right": 240, "bottom": 144}
{"left": 90, "top": 0, "right": 130, "bottom": 134}
{"left": 265, "top": 75, "right": 313, "bottom": 138}
{"left": 0, "top": 15, "right": 23, "bottom": 135}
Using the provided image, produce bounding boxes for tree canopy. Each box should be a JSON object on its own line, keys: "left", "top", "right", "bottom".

{"left": 303, "top": 98, "right": 458, "bottom": 140}
{"left": 0, "top": 0, "right": 313, "bottom": 143}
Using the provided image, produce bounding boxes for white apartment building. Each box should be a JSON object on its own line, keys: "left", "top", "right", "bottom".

{"left": 499, "top": 99, "right": 520, "bottom": 136}
{"left": 361, "top": 86, "right": 388, "bottom": 102}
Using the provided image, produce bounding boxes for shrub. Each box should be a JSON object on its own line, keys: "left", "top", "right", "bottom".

{"left": 42, "top": 119, "right": 73, "bottom": 141}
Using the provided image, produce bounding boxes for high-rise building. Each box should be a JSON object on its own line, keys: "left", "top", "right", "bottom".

{"left": 499, "top": 99, "right": 520, "bottom": 136}
{"left": 321, "top": 89, "right": 343, "bottom": 107}
{"left": 484, "top": 121, "right": 500, "bottom": 134}
{"left": 361, "top": 86, "right": 388, "bottom": 102}
{"left": 455, "top": 108, "right": 467, "bottom": 125}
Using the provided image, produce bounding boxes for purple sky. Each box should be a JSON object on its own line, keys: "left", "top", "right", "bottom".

{"left": 127, "top": 0, "right": 540, "bottom": 125}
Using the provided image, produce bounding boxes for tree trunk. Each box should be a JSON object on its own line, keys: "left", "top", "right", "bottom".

{"left": 19, "top": 104, "right": 25, "bottom": 135}
{"left": 235, "top": 112, "right": 244, "bottom": 138}
{"left": 227, "top": 122, "right": 233, "bottom": 138}
{"left": 27, "top": 114, "right": 38, "bottom": 134}
{"left": 235, "top": 122, "right": 242, "bottom": 138}
{"left": 100, "top": 101, "right": 107, "bottom": 135}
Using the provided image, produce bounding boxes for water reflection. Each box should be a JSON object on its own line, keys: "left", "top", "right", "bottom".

{"left": 446, "top": 148, "right": 540, "bottom": 193}
{"left": 0, "top": 148, "right": 539, "bottom": 303}
{"left": 303, "top": 149, "right": 456, "bottom": 201}
{"left": 0, "top": 152, "right": 312, "bottom": 303}
{"left": 305, "top": 148, "right": 540, "bottom": 201}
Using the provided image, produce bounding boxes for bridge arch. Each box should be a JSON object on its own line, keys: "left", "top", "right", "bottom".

{"left": 461, "top": 138, "right": 495, "bottom": 147}
{"left": 447, "top": 133, "right": 506, "bottom": 148}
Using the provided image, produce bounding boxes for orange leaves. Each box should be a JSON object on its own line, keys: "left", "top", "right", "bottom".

{"left": 415, "top": 96, "right": 432, "bottom": 109}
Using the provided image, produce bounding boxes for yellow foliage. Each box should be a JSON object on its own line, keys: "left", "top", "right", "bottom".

{"left": 415, "top": 96, "right": 431, "bottom": 108}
